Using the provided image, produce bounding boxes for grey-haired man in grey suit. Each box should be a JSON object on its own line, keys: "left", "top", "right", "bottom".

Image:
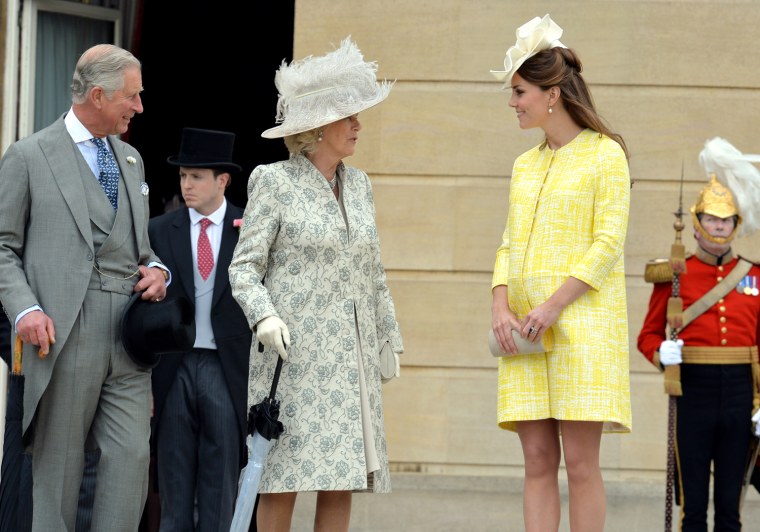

{"left": 0, "top": 43, "right": 168, "bottom": 531}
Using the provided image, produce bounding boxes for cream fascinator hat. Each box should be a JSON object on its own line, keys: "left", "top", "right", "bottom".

{"left": 262, "top": 37, "right": 393, "bottom": 139}
{"left": 490, "top": 14, "right": 567, "bottom": 87}
{"left": 695, "top": 137, "right": 760, "bottom": 240}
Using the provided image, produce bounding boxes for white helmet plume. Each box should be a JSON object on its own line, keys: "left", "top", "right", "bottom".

{"left": 698, "top": 137, "right": 760, "bottom": 236}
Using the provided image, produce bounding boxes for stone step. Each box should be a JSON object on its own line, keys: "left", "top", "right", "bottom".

{"left": 290, "top": 473, "right": 760, "bottom": 531}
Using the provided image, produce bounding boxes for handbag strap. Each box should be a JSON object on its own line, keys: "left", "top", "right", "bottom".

{"left": 680, "top": 258, "right": 753, "bottom": 330}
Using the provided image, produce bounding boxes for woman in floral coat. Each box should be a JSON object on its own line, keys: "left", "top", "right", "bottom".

{"left": 229, "top": 37, "right": 403, "bottom": 532}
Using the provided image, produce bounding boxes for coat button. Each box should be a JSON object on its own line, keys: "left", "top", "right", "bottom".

{"left": 87, "top": 252, "right": 93, "bottom": 261}
{"left": 721, "top": 339, "right": 728, "bottom": 345}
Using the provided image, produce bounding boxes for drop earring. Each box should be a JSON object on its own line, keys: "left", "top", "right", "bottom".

{"left": 317, "top": 130, "right": 324, "bottom": 142}
{"left": 548, "top": 107, "right": 553, "bottom": 114}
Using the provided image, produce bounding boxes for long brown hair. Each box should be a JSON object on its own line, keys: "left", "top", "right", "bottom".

{"left": 518, "top": 47, "right": 629, "bottom": 158}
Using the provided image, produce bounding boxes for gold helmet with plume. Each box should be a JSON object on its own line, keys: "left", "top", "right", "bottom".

{"left": 690, "top": 173, "right": 741, "bottom": 244}
{"left": 694, "top": 137, "right": 760, "bottom": 244}
{"left": 646, "top": 138, "right": 759, "bottom": 285}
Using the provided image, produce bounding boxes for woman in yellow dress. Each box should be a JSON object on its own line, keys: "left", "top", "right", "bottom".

{"left": 490, "top": 15, "right": 632, "bottom": 532}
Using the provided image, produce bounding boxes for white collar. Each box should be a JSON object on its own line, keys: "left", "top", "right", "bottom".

{"left": 189, "top": 199, "right": 227, "bottom": 226}
{"left": 64, "top": 108, "right": 105, "bottom": 146}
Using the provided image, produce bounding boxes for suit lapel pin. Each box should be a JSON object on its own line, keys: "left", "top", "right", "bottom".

{"left": 140, "top": 182, "right": 149, "bottom": 196}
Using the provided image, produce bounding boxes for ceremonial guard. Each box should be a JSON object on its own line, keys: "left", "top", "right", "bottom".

{"left": 638, "top": 137, "right": 760, "bottom": 531}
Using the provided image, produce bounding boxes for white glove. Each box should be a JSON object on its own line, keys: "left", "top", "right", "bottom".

{"left": 256, "top": 316, "right": 290, "bottom": 360}
{"left": 752, "top": 410, "right": 760, "bottom": 437}
{"left": 659, "top": 339, "right": 683, "bottom": 366}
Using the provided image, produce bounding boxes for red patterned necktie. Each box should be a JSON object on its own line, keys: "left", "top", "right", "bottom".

{"left": 197, "top": 218, "right": 214, "bottom": 280}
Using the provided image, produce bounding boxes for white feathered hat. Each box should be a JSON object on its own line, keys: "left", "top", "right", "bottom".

{"left": 698, "top": 137, "right": 760, "bottom": 237}
{"left": 262, "top": 37, "right": 393, "bottom": 139}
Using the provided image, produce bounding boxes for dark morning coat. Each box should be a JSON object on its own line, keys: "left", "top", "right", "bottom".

{"left": 148, "top": 203, "right": 251, "bottom": 461}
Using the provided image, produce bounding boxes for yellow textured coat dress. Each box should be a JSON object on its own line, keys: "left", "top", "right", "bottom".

{"left": 492, "top": 129, "right": 632, "bottom": 433}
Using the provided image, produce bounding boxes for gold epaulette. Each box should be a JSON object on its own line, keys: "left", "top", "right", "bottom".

{"left": 643, "top": 253, "right": 694, "bottom": 283}
{"left": 644, "top": 259, "right": 673, "bottom": 283}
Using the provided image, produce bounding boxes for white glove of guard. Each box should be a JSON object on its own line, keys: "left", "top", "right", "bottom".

{"left": 752, "top": 410, "right": 760, "bottom": 438}
{"left": 659, "top": 339, "right": 683, "bottom": 366}
{"left": 256, "top": 316, "right": 290, "bottom": 360}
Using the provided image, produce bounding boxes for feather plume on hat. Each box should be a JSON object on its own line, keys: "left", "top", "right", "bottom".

{"left": 698, "top": 137, "right": 760, "bottom": 236}
{"left": 262, "top": 37, "right": 393, "bottom": 139}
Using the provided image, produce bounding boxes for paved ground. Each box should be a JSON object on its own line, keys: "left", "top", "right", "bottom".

{"left": 290, "top": 473, "right": 760, "bottom": 531}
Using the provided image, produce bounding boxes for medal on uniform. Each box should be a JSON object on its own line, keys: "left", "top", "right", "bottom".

{"left": 738, "top": 275, "right": 757, "bottom": 296}
{"left": 744, "top": 279, "right": 753, "bottom": 295}
{"left": 738, "top": 276, "right": 748, "bottom": 294}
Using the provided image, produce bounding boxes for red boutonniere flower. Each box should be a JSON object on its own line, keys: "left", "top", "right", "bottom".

{"left": 233, "top": 218, "right": 243, "bottom": 230}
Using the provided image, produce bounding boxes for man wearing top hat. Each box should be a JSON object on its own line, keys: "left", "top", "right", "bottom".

{"left": 147, "top": 127, "right": 252, "bottom": 531}
{"left": 638, "top": 138, "right": 760, "bottom": 531}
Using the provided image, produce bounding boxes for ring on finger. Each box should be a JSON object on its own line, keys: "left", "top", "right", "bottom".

{"left": 529, "top": 326, "right": 538, "bottom": 335}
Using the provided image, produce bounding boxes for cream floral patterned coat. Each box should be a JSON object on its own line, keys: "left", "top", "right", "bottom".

{"left": 229, "top": 154, "right": 403, "bottom": 493}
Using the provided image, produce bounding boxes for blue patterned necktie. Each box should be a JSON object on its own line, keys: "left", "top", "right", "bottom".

{"left": 92, "top": 137, "right": 119, "bottom": 210}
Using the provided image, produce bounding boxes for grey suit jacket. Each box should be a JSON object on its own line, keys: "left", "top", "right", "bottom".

{"left": 0, "top": 115, "right": 160, "bottom": 434}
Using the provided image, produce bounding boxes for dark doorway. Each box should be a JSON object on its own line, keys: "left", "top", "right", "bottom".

{"left": 127, "top": 1, "right": 294, "bottom": 215}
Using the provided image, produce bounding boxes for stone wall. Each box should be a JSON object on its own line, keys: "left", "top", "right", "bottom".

{"left": 294, "top": 0, "right": 760, "bottom": 481}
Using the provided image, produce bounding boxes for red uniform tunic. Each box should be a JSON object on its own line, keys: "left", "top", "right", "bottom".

{"left": 638, "top": 252, "right": 760, "bottom": 363}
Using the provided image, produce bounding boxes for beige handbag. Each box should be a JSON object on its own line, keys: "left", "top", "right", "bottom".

{"left": 379, "top": 339, "right": 396, "bottom": 381}
{"left": 488, "top": 329, "right": 549, "bottom": 357}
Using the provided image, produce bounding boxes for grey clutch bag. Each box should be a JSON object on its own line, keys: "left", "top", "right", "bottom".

{"left": 488, "top": 329, "right": 546, "bottom": 357}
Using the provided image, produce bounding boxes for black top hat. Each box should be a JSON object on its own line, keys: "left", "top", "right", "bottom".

{"left": 120, "top": 292, "right": 196, "bottom": 369}
{"left": 166, "top": 127, "right": 242, "bottom": 173}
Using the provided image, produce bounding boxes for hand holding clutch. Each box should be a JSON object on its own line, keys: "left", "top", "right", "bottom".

{"left": 488, "top": 329, "right": 546, "bottom": 357}
{"left": 256, "top": 316, "right": 290, "bottom": 360}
